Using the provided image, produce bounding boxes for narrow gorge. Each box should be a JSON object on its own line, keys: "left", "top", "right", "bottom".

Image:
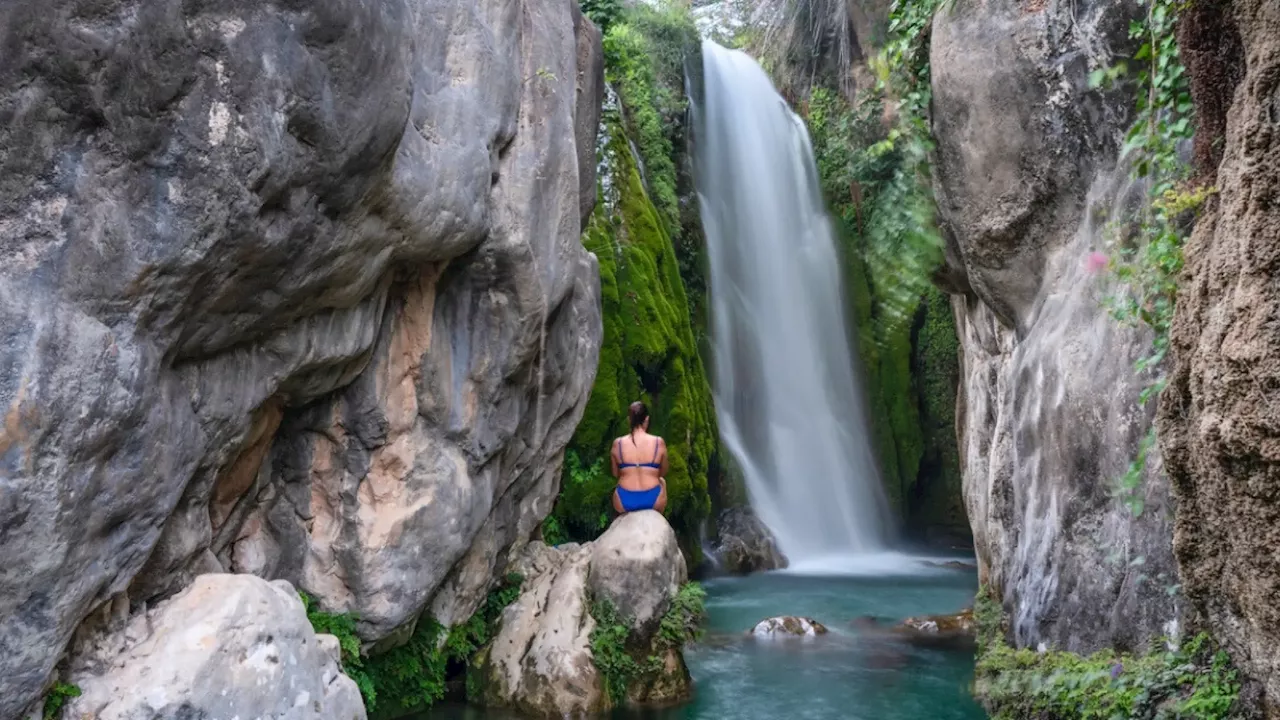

{"left": 2, "top": 0, "right": 1278, "bottom": 718}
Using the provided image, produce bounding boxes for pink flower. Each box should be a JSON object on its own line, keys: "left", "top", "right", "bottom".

{"left": 1085, "top": 251, "right": 1109, "bottom": 275}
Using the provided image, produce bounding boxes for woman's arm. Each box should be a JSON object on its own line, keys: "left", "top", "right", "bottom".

{"left": 658, "top": 437, "right": 669, "bottom": 478}
{"left": 610, "top": 439, "right": 620, "bottom": 478}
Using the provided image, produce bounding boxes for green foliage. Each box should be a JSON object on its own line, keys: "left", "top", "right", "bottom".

{"left": 589, "top": 599, "right": 643, "bottom": 706}
{"left": 301, "top": 577, "right": 522, "bottom": 714}
{"left": 975, "top": 588, "right": 1242, "bottom": 719}
{"left": 1090, "top": 0, "right": 1207, "bottom": 512}
{"left": 589, "top": 582, "right": 706, "bottom": 707}
{"left": 300, "top": 592, "right": 377, "bottom": 706}
{"left": 658, "top": 582, "right": 707, "bottom": 648}
{"left": 580, "top": 0, "right": 625, "bottom": 33}
{"left": 42, "top": 682, "right": 80, "bottom": 720}
{"left": 556, "top": 111, "right": 717, "bottom": 547}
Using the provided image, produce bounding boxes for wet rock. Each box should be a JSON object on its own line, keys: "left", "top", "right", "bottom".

{"left": 63, "top": 575, "right": 365, "bottom": 720}
{"left": 750, "top": 616, "right": 829, "bottom": 638}
{"left": 1157, "top": 0, "right": 1280, "bottom": 707}
{"left": 890, "top": 609, "right": 977, "bottom": 652}
{"left": 473, "top": 510, "right": 692, "bottom": 715}
{"left": 923, "top": 560, "right": 977, "bottom": 571}
{"left": 0, "top": 0, "right": 604, "bottom": 712}
{"left": 931, "top": 0, "right": 1181, "bottom": 653}
{"left": 710, "top": 508, "right": 788, "bottom": 574}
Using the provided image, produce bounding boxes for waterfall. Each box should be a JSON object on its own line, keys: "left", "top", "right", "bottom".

{"left": 693, "top": 40, "right": 891, "bottom": 564}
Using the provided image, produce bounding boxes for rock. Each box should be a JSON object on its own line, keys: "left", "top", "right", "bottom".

{"left": 930, "top": 0, "right": 1181, "bottom": 653}
{"left": 750, "top": 616, "right": 829, "bottom": 638}
{"left": 473, "top": 510, "right": 694, "bottom": 715}
{"left": 890, "top": 609, "right": 977, "bottom": 652}
{"left": 0, "top": 0, "right": 604, "bottom": 713}
{"left": 923, "top": 560, "right": 976, "bottom": 571}
{"left": 1157, "top": 0, "right": 1279, "bottom": 708}
{"left": 589, "top": 511, "right": 688, "bottom": 635}
{"left": 710, "top": 508, "right": 788, "bottom": 574}
{"left": 63, "top": 574, "right": 365, "bottom": 720}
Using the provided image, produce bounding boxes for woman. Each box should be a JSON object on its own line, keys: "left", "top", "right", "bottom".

{"left": 611, "top": 401, "right": 668, "bottom": 514}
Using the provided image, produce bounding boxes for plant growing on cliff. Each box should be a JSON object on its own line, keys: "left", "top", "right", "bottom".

{"left": 301, "top": 576, "right": 523, "bottom": 713}
{"left": 42, "top": 682, "right": 80, "bottom": 720}
{"left": 589, "top": 582, "right": 706, "bottom": 706}
{"left": 1091, "top": 0, "right": 1211, "bottom": 513}
{"left": 299, "top": 592, "right": 376, "bottom": 705}
{"left": 975, "top": 588, "right": 1242, "bottom": 719}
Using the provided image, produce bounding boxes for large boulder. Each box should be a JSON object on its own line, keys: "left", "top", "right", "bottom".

{"left": 63, "top": 574, "right": 365, "bottom": 720}
{"left": 0, "top": 0, "right": 604, "bottom": 714}
{"left": 473, "top": 510, "right": 695, "bottom": 715}
{"left": 930, "top": 0, "right": 1181, "bottom": 653}
{"left": 709, "top": 507, "right": 787, "bottom": 575}
{"left": 589, "top": 510, "right": 688, "bottom": 634}
{"left": 1157, "top": 0, "right": 1280, "bottom": 709}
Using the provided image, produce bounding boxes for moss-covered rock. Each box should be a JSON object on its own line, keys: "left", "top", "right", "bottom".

{"left": 551, "top": 111, "right": 716, "bottom": 548}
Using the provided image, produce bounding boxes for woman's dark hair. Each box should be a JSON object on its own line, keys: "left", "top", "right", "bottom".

{"left": 628, "top": 401, "right": 649, "bottom": 431}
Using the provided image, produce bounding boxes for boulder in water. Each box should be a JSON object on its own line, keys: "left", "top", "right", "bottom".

{"left": 710, "top": 508, "right": 788, "bottom": 575}
{"left": 750, "top": 616, "right": 829, "bottom": 637}
{"left": 63, "top": 574, "right": 366, "bottom": 720}
{"left": 890, "top": 608, "right": 977, "bottom": 651}
{"left": 472, "top": 511, "right": 696, "bottom": 715}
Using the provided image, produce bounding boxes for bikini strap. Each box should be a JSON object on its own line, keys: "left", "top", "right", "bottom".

{"left": 651, "top": 438, "right": 661, "bottom": 463}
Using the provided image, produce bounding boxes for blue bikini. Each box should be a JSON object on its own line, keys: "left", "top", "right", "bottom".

{"left": 615, "top": 438, "right": 663, "bottom": 511}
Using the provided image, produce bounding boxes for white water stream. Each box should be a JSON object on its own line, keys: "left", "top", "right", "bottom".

{"left": 693, "top": 40, "right": 891, "bottom": 565}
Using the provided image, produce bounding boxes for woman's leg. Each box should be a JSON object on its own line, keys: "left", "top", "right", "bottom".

{"left": 612, "top": 488, "right": 625, "bottom": 514}
{"left": 654, "top": 478, "right": 668, "bottom": 513}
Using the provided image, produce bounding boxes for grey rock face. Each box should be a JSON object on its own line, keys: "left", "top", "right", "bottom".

{"left": 930, "top": 0, "right": 1181, "bottom": 653}
{"left": 0, "top": 0, "right": 604, "bottom": 714}
{"left": 709, "top": 507, "right": 787, "bottom": 575}
{"left": 474, "top": 510, "right": 692, "bottom": 715}
{"left": 63, "top": 574, "right": 366, "bottom": 720}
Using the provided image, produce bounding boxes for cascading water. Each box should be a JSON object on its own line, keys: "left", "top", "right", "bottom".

{"left": 693, "top": 40, "right": 891, "bottom": 564}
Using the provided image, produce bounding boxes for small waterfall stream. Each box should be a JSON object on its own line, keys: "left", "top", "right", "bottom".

{"left": 693, "top": 40, "right": 891, "bottom": 565}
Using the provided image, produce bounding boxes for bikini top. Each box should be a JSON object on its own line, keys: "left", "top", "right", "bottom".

{"left": 616, "top": 437, "right": 663, "bottom": 469}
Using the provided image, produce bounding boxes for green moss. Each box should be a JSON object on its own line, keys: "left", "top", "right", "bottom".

{"left": 301, "top": 576, "right": 523, "bottom": 716}
{"left": 555, "top": 112, "right": 717, "bottom": 548}
{"left": 974, "top": 589, "right": 1244, "bottom": 719}
{"left": 42, "top": 682, "right": 80, "bottom": 720}
{"left": 910, "top": 286, "right": 965, "bottom": 531}
{"left": 589, "top": 582, "right": 706, "bottom": 707}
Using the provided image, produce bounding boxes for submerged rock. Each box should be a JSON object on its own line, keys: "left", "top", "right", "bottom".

{"left": 890, "top": 609, "right": 976, "bottom": 651}
{"left": 750, "top": 616, "right": 830, "bottom": 638}
{"left": 472, "top": 511, "right": 694, "bottom": 715}
{"left": 710, "top": 508, "right": 788, "bottom": 575}
{"left": 63, "top": 574, "right": 365, "bottom": 720}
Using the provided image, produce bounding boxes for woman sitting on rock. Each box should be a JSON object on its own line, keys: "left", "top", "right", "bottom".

{"left": 611, "top": 401, "right": 668, "bottom": 514}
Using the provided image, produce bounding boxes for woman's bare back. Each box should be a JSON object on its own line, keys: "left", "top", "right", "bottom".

{"left": 612, "top": 431, "right": 666, "bottom": 491}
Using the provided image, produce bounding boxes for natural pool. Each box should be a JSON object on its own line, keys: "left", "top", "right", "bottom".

{"left": 422, "top": 554, "right": 986, "bottom": 720}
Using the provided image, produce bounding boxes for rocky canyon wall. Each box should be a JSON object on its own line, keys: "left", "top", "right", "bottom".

{"left": 0, "top": 0, "right": 604, "bottom": 715}
{"left": 931, "top": 0, "right": 1182, "bottom": 652}
{"left": 1159, "top": 0, "right": 1280, "bottom": 711}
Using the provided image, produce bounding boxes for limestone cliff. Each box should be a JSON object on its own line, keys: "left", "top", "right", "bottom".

{"left": 1159, "top": 0, "right": 1280, "bottom": 711}
{"left": 0, "top": 0, "right": 604, "bottom": 715}
{"left": 930, "top": 0, "right": 1181, "bottom": 652}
